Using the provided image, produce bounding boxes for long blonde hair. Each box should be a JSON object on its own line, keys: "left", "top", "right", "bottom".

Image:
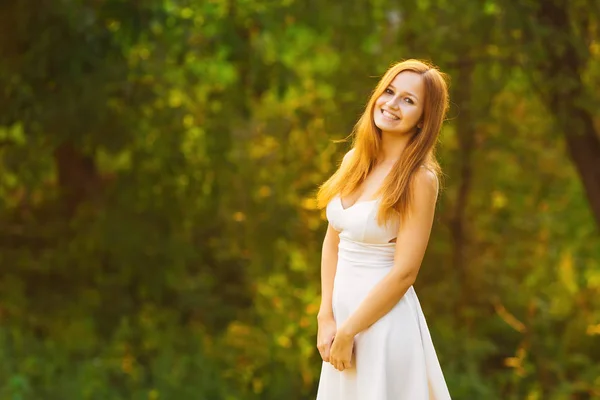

{"left": 316, "top": 59, "right": 449, "bottom": 225}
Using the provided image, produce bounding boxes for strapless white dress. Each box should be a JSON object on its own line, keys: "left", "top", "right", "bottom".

{"left": 316, "top": 196, "right": 451, "bottom": 400}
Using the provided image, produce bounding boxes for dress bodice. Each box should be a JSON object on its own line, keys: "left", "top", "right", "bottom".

{"left": 326, "top": 195, "right": 400, "bottom": 245}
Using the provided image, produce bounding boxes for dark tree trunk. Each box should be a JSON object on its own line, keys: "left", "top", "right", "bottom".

{"left": 53, "top": 142, "right": 100, "bottom": 215}
{"left": 450, "top": 61, "right": 476, "bottom": 306}
{"left": 529, "top": 0, "right": 600, "bottom": 229}
{"left": 561, "top": 111, "right": 600, "bottom": 229}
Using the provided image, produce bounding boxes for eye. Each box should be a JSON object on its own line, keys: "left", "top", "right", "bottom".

{"left": 385, "top": 88, "right": 394, "bottom": 95}
{"left": 404, "top": 97, "right": 414, "bottom": 104}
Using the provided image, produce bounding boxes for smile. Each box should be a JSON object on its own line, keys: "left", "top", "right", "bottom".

{"left": 381, "top": 109, "right": 400, "bottom": 121}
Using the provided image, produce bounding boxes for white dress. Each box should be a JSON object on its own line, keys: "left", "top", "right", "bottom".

{"left": 316, "top": 196, "right": 451, "bottom": 400}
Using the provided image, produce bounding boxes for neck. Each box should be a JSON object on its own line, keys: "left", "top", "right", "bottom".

{"left": 378, "top": 130, "right": 413, "bottom": 166}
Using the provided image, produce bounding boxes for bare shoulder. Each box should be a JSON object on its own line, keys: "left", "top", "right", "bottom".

{"left": 341, "top": 148, "right": 356, "bottom": 165}
{"left": 414, "top": 166, "right": 439, "bottom": 203}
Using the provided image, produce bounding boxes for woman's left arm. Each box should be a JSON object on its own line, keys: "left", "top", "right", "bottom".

{"left": 328, "top": 168, "right": 439, "bottom": 371}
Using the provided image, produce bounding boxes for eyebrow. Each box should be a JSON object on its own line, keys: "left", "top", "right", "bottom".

{"left": 388, "top": 84, "right": 419, "bottom": 101}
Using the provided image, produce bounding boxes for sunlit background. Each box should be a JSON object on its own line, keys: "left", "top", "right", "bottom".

{"left": 1, "top": 0, "right": 599, "bottom": 399}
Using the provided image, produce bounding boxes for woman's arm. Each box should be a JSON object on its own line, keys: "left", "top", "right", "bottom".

{"left": 318, "top": 223, "right": 340, "bottom": 320}
{"left": 328, "top": 167, "right": 438, "bottom": 370}
{"left": 316, "top": 223, "right": 340, "bottom": 362}
{"left": 316, "top": 149, "right": 354, "bottom": 361}
{"left": 318, "top": 148, "right": 354, "bottom": 319}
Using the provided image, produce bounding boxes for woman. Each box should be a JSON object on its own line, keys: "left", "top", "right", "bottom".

{"left": 315, "top": 59, "right": 452, "bottom": 399}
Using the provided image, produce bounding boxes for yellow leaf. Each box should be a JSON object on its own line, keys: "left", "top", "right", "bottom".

{"left": 558, "top": 249, "right": 577, "bottom": 293}
{"left": 258, "top": 185, "right": 272, "bottom": 198}
{"left": 277, "top": 335, "right": 291, "bottom": 348}
{"left": 491, "top": 190, "right": 507, "bottom": 209}
{"left": 233, "top": 212, "right": 246, "bottom": 222}
{"left": 301, "top": 197, "right": 319, "bottom": 210}
{"left": 586, "top": 324, "right": 600, "bottom": 336}
{"left": 183, "top": 114, "right": 194, "bottom": 128}
{"left": 252, "top": 378, "right": 264, "bottom": 393}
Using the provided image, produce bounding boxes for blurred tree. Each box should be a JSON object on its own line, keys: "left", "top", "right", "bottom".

{"left": 0, "top": 0, "right": 599, "bottom": 398}
{"left": 500, "top": 0, "right": 600, "bottom": 228}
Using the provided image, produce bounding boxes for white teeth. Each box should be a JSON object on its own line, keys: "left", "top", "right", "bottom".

{"left": 382, "top": 109, "right": 400, "bottom": 120}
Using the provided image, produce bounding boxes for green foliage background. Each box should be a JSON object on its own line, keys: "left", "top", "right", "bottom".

{"left": 1, "top": 0, "right": 599, "bottom": 399}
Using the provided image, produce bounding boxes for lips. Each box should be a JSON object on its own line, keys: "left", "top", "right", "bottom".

{"left": 381, "top": 109, "right": 400, "bottom": 121}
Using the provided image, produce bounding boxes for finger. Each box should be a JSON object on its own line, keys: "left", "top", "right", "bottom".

{"left": 333, "top": 359, "right": 344, "bottom": 372}
{"left": 332, "top": 361, "right": 341, "bottom": 371}
{"left": 322, "top": 346, "right": 331, "bottom": 362}
{"left": 317, "top": 342, "right": 328, "bottom": 353}
{"left": 318, "top": 338, "right": 333, "bottom": 349}
{"left": 317, "top": 349, "right": 325, "bottom": 361}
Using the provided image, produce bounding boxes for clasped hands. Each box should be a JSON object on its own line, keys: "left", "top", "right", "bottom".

{"left": 317, "top": 315, "right": 355, "bottom": 372}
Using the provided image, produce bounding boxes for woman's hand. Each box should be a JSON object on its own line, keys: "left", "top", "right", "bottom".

{"left": 329, "top": 329, "right": 355, "bottom": 371}
{"left": 316, "top": 314, "right": 337, "bottom": 362}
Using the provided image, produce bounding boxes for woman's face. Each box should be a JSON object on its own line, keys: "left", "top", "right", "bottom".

{"left": 373, "top": 71, "right": 425, "bottom": 135}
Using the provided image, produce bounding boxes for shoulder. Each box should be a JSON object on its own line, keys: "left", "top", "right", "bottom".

{"left": 341, "top": 148, "right": 355, "bottom": 166}
{"left": 414, "top": 166, "right": 439, "bottom": 203}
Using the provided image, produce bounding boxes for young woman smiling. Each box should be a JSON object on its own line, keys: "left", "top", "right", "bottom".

{"left": 314, "top": 59, "right": 452, "bottom": 400}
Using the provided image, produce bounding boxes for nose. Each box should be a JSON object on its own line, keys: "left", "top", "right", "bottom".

{"left": 385, "top": 96, "right": 400, "bottom": 110}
